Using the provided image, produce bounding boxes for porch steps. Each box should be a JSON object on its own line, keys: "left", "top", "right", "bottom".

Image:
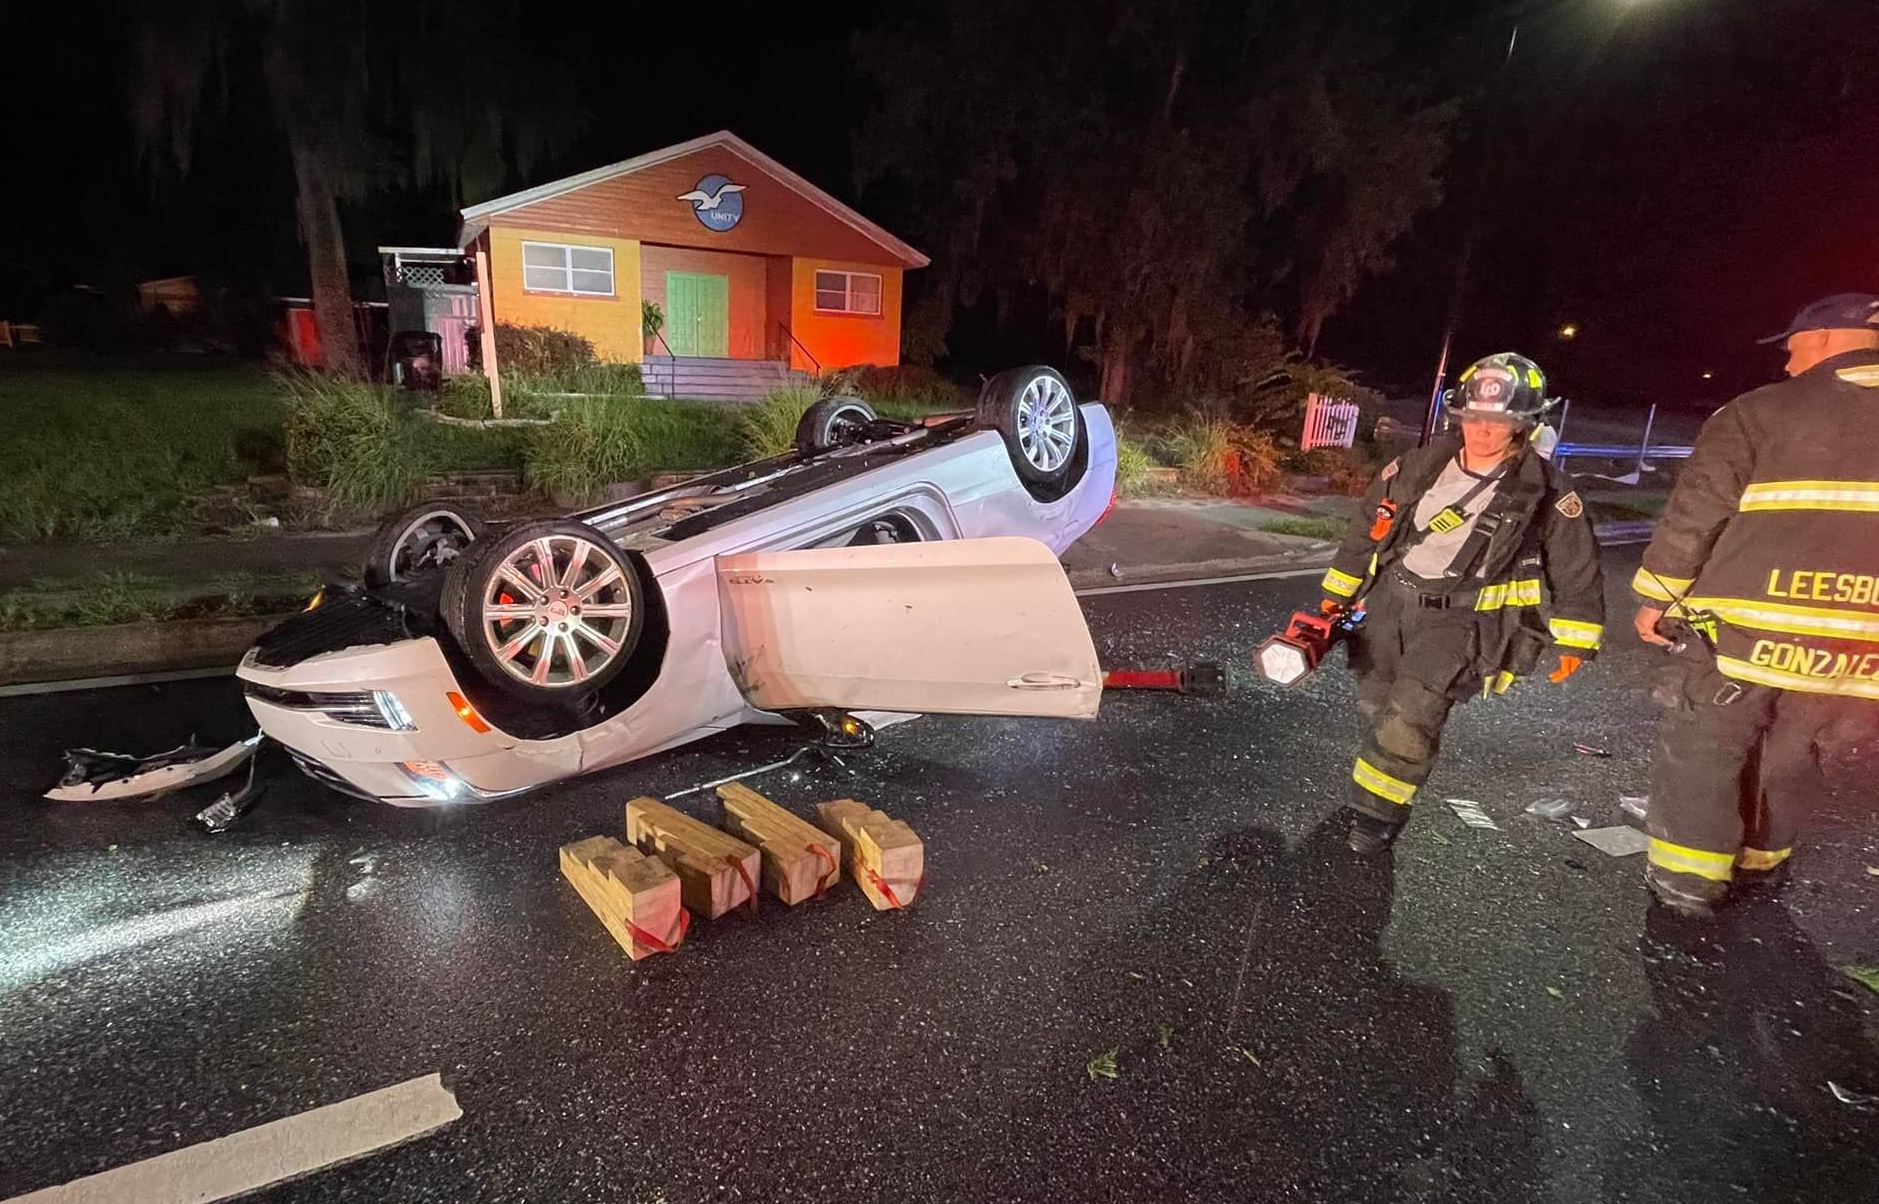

{"left": 640, "top": 356, "right": 811, "bottom": 402}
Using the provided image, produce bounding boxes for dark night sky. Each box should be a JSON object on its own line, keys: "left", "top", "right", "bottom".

{"left": 3, "top": 1, "right": 1875, "bottom": 406}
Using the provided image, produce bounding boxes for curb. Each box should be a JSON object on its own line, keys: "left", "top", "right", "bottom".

{"left": 1067, "top": 547, "right": 1336, "bottom": 591}
{"left": 0, "top": 614, "right": 286, "bottom": 690}
{"left": 1066, "top": 520, "right": 1652, "bottom": 592}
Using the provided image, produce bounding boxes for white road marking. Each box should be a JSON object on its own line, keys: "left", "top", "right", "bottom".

{"left": 1075, "top": 567, "right": 1327, "bottom": 597}
{"left": 4, "top": 1073, "right": 461, "bottom": 1204}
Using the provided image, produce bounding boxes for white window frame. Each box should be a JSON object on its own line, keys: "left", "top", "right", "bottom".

{"left": 520, "top": 241, "right": 615, "bottom": 297}
{"left": 812, "top": 269, "right": 883, "bottom": 316}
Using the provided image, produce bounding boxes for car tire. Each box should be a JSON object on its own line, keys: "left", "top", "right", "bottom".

{"left": 794, "top": 396, "right": 878, "bottom": 456}
{"left": 440, "top": 519, "right": 645, "bottom": 705}
{"left": 975, "top": 366, "right": 1085, "bottom": 497}
{"left": 363, "top": 503, "right": 487, "bottom": 587}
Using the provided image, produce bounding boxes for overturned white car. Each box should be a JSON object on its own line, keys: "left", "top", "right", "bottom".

{"left": 237, "top": 367, "right": 1116, "bottom": 804}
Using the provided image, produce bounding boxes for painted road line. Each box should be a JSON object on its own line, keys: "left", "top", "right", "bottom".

{"left": 4, "top": 1073, "right": 461, "bottom": 1204}
{"left": 1076, "top": 567, "right": 1327, "bottom": 597}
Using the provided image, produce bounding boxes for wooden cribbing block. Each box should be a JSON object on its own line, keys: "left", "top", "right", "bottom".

{"left": 625, "top": 796, "right": 761, "bottom": 920}
{"left": 716, "top": 783, "right": 842, "bottom": 906}
{"left": 558, "top": 835, "right": 686, "bottom": 960}
{"left": 814, "top": 800, "right": 924, "bottom": 910}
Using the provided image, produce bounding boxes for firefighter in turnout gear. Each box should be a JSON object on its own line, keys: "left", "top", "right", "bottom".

{"left": 1635, "top": 293, "right": 1879, "bottom": 916}
{"left": 1323, "top": 352, "right": 1606, "bottom": 853}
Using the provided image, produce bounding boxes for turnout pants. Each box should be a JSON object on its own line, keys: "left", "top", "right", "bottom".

{"left": 1648, "top": 649, "right": 1873, "bottom": 887}
{"left": 1346, "top": 584, "right": 1486, "bottom": 824}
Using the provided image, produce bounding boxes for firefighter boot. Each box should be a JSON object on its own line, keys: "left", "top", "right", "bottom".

{"left": 1645, "top": 864, "right": 1728, "bottom": 919}
{"left": 1346, "top": 808, "right": 1405, "bottom": 855}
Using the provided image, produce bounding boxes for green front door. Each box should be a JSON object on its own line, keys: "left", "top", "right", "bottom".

{"left": 665, "top": 271, "right": 730, "bottom": 357}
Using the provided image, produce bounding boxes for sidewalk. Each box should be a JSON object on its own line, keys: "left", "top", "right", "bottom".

{"left": 1060, "top": 498, "right": 1344, "bottom": 589}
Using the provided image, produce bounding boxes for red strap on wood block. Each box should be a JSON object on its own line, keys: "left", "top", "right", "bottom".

{"left": 726, "top": 855, "right": 759, "bottom": 918}
{"left": 626, "top": 906, "right": 690, "bottom": 956}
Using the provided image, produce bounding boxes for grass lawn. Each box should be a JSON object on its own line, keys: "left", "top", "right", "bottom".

{"left": 0, "top": 356, "right": 283, "bottom": 542}
{"left": 0, "top": 568, "right": 322, "bottom": 633}
{"left": 1257, "top": 515, "right": 1349, "bottom": 541}
{"left": 0, "top": 354, "right": 944, "bottom": 543}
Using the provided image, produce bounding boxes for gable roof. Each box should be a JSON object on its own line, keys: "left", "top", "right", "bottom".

{"left": 458, "top": 130, "right": 927, "bottom": 268}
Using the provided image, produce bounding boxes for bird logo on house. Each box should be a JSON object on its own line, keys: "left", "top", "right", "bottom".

{"left": 677, "top": 175, "right": 747, "bottom": 231}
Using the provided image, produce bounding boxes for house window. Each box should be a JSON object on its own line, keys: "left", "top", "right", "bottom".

{"left": 521, "top": 242, "right": 614, "bottom": 296}
{"left": 813, "top": 270, "right": 883, "bottom": 316}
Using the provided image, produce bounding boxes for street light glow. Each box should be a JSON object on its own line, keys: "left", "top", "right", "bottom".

{"left": 1559, "top": 323, "right": 1579, "bottom": 340}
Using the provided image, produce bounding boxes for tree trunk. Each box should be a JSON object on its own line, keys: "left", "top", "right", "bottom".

{"left": 1099, "top": 333, "right": 1134, "bottom": 405}
{"left": 289, "top": 143, "right": 363, "bottom": 378}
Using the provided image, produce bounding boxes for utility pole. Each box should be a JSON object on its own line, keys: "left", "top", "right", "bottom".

{"left": 1420, "top": 22, "right": 1521, "bottom": 445}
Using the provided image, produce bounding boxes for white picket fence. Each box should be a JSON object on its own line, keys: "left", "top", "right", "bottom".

{"left": 1300, "top": 393, "right": 1361, "bottom": 451}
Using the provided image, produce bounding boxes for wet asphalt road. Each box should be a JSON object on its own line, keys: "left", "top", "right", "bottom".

{"left": 2, "top": 546, "right": 1877, "bottom": 1204}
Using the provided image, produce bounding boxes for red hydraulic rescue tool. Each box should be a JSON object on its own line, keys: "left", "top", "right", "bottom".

{"left": 1101, "top": 662, "right": 1228, "bottom": 696}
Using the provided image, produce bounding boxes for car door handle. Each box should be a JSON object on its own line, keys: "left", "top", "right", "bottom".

{"left": 1006, "top": 673, "right": 1086, "bottom": 691}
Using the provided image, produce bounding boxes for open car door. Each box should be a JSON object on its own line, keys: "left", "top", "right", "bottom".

{"left": 716, "top": 536, "right": 1101, "bottom": 718}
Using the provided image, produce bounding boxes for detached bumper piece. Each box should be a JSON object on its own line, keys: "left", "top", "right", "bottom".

{"left": 46, "top": 733, "right": 263, "bottom": 802}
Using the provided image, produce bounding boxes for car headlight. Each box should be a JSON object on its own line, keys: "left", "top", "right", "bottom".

{"left": 372, "top": 690, "right": 417, "bottom": 732}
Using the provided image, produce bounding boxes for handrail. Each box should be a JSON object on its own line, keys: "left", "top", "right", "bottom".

{"left": 648, "top": 330, "right": 677, "bottom": 398}
{"left": 775, "top": 320, "right": 820, "bottom": 377}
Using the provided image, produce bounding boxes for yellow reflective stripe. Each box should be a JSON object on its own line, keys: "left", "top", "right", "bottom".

{"left": 1737, "top": 846, "right": 1793, "bottom": 871}
{"left": 1484, "top": 670, "right": 1517, "bottom": 696}
{"left": 1740, "top": 480, "right": 1879, "bottom": 513}
{"left": 1647, "top": 838, "right": 1735, "bottom": 882}
{"left": 1684, "top": 596, "right": 1879, "bottom": 641}
{"left": 1323, "top": 568, "right": 1363, "bottom": 598}
{"left": 1475, "top": 578, "right": 1542, "bottom": 611}
{"left": 1836, "top": 365, "right": 1879, "bottom": 388}
{"left": 1549, "top": 618, "right": 1603, "bottom": 649}
{"left": 1631, "top": 566, "right": 1692, "bottom": 601}
{"left": 1352, "top": 757, "right": 1416, "bottom": 805}
{"left": 1715, "top": 655, "right": 1879, "bottom": 701}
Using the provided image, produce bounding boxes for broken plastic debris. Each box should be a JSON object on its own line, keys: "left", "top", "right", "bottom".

{"left": 1620, "top": 796, "right": 1649, "bottom": 821}
{"left": 1573, "top": 743, "right": 1610, "bottom": 757}
{"left": 1828, "top": 1081, "right": 1878, "bottom": 1108}
{"left": 1573, "top": 826, "right": 1652, "bottom": 857}
{"left": 1445, "top": 799, "right": 1501, "bottom": 831}
{"left": 1525, "top": 798, "right": 1575, "bottom": 823}
{"left": 194, "top": 752, "right": 271, "bottom": 834}
{"left": 45, "top": 734, "right": 263, "bottom": 802}
{"left": 1523, "top": 799, "right": 1592, "bottom": 828}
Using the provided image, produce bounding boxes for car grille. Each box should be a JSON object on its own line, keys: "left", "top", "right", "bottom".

{"left": 250, "top": 589, "right": 412, "bottom": 669}
{"left": 244, "top": 684, "right": 396, "bottom": 729}
{"left": 287, "top": 750, "right": 379, "bottom": 802}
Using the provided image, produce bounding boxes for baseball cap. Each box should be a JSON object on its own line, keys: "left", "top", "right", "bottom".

{"left": 1757, "top": 292, "right": 1879, "bottom": 344}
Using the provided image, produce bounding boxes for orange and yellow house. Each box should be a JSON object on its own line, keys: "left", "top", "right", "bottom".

{"left": 458, "top": 130, "right": 927, "bottom": 395}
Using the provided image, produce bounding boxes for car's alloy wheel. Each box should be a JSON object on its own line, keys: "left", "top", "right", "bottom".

{"left": 795, "top": 396, "right": 878, "bottom": 455}
{"left": 1013, "top": 373, "right": 1077, "bottom": 474}
{"left": 364, "top": 503, "right": 486, "bottom": 587}
{"left": 975, "top": 365, "right": 1086, "bottom": 498}
{"left": 443, "top": 519, "right": 645, "bottom": 702}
